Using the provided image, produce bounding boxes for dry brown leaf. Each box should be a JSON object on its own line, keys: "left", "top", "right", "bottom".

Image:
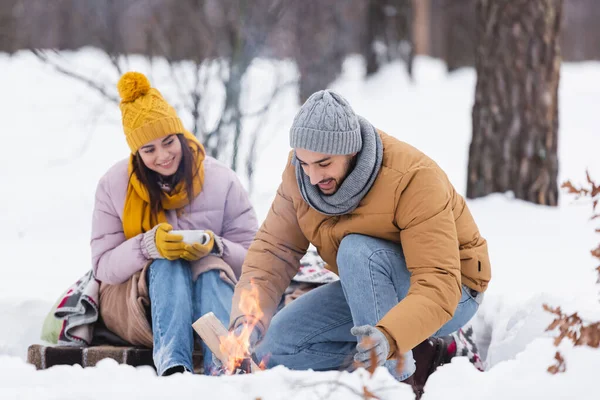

{"left": 395, "top": 353, "right": 405, "bottom": 376}
{"left": 363, "top": 387, "right": 380, "bottom": 400}
{"left": 543, "top": 304, "right": 562, "bottom": 315}
{"left": 547, "top": 351, "right": 566, "bottom": 374}
{"left": 579, "top": 323, "right": 600, "bottom": 347}
{"left": 545, "top": 172, "right": 600, "bottom": 372}
{"left": 591, "top": 245, "right": 600, "bottom": 259}
{"left": 367, "top": 340, "right": 377, "bottom": 376}
{"left": 586, "top": 170, "right": 594, "bottom": 186}
{"left": 560, "top": 180, "right": 583, "bottom": 195}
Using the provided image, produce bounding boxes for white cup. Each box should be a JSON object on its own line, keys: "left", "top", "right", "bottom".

{"left": 171, "top": 230, "right": 210, "bottom": 245}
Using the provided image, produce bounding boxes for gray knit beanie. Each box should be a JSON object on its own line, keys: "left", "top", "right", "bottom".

{"left": 290, "top": 90, "right": 362, "bottom": 155}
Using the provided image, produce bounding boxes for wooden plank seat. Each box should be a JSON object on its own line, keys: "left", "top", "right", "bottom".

{"left": 26, "top": 344, "right": 204, "bottom": 373}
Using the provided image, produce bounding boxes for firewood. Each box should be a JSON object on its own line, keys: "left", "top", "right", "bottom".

{"left": 192, "top": 312, "right": 260, "bottom": 372}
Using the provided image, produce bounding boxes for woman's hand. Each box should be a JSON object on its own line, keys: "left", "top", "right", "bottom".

{"left": 181, "top": 230, "right": 216, "bottom": 261}
{"left": 154, "top": 223, "right": 186, "bottom": 260}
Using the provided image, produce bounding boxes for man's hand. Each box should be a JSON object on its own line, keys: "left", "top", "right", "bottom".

{"left": 237, "top": 323, "right": 261, "bottom": 354}
{"left": 213, "top": 323, "right": 261, "bottom": 371}
{"left": 351, "top": 325, "right": 390, "bottom": 368}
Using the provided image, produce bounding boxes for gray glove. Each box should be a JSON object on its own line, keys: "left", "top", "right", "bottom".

{"left": 212, "top": 324, "right": 261, "bottom": 371}
{"left": 351, "top": 325, "right": 390, "bottom": 368}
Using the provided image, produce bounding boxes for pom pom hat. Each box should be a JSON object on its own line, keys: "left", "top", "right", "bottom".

{"left": 117, "top": 71, "right": 186, "bottom": 153}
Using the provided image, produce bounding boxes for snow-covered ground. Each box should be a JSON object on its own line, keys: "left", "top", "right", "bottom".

{"left": 1, "top": 48, "right": 599, "bottom": 399}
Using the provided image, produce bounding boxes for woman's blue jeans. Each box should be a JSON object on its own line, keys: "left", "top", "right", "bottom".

{"left": 147, "top": 259, "right": 233, "bottom": 375}
{"left": 254, "top": 234, "right": 480, "bottom": 381}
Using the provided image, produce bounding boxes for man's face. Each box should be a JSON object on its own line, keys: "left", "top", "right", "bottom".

{"left": 295, "top": 148, "right": 356, "bottom": 195}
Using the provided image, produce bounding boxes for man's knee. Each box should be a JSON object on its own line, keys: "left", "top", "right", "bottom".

{"left": 337, "top": 234, "right": 399, "bottom": 270}
{"left": 337, "top": 234, "right": 373, "bottom": 266}
{"left": 337, "top": 235, "right": 408, "bottom": 282}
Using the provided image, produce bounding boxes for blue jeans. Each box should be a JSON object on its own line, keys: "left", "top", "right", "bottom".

{"left": 147, "top": 259, "right": 233, "bottom": 375}
{"left": 255, "top": 234, "right": 480, "bottom": 381}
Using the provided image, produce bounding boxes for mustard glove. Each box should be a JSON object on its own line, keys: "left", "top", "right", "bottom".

{"left": 155, "top": 223, "right": 186, "bottom": 260}
{"left": 181, "top": 230, "right": 215, "bottom": 261}
{"left": 351, "top": 325, "right": 390, "bottom": 368}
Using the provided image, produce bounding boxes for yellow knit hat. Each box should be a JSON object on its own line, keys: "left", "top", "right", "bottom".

{"left": 117, "top": 71, "right": 186, "bottom": 153}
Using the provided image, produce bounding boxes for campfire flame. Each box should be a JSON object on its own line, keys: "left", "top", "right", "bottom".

{"left": 219, "top": 280, "right": 264, "bottom": 374}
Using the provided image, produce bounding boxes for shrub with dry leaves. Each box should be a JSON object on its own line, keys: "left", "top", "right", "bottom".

{"left": 544, "top": 171, "right": 600, "bottom": 374}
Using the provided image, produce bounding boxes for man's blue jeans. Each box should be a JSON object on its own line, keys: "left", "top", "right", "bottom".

{"left": 255, "top": 234, "right": 480, "bottom": 381}
{"left": 147, "top": 259, "right": 233, "bottom": 375}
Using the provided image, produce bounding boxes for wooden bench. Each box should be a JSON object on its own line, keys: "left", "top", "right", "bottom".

{"left": 27, "top": 344, "right": 204, "bottom": 373}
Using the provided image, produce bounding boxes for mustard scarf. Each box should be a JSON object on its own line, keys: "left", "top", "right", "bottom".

{"left": 123, "top": 131, "right": 205, "bottom": 239}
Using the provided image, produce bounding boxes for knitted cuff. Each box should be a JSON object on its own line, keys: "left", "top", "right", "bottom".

{"left": 210, "top": 234, "right": 224, "bottom": 257}
{"left": 376, "top": 326, "right": 398, "bottom": 360}
{"left": 141, "top": 225, "right": 164, "bottom": 260}
{"left": 230, "top": 315, "right": 265, "bottom": 340}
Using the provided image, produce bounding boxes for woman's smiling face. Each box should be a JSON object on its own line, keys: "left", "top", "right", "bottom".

{"left": 137, "top": 134, "right": 182, "bottom": 177}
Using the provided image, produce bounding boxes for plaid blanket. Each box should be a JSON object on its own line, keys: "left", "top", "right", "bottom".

{"left": 294, "top": 249, "right": 339, "bottom": 284}
{"left": 44, "top": 251, "right": 333, "bottom": 346}
{"left": 53, "top": 270, "right": 100, "bottom": 346}
{"left": 277, "top": 250, "right": 338, "bottom": 311}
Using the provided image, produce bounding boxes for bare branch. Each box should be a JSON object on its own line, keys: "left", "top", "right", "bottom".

{"left": 244, "top": 73, "right": 296, "bottom": 192}
{"left": 242, "top": 79, "right": 297, "bottom": 118}
{"left": 45, "top": 101, "right": 112, "bottom": 167}
{"left": 286, "top": 373, "right": 399, "bottom": 400}
{"left": 31, "top": 49, "right": 119, "bottom": 104}
{"left": 108, "top": 53, "right": 124, "bottom": 76}
{"left": 167, "top": 58, "right": 194, "bottom": 111}
{"left": 191, "top": 61, "right": 204, "bottom": 137}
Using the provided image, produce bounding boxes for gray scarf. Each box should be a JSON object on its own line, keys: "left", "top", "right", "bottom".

{"left": 294, "top": 116, "right": 383, "bottom": 216}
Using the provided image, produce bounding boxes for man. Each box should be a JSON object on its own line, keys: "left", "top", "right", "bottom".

{"left": 228, "top": 90, "right": 490, "bottom": 392}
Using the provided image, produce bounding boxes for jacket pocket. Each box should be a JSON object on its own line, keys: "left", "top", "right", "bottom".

{"left": 459, "top": 245, "right": 491, "bottom": 291}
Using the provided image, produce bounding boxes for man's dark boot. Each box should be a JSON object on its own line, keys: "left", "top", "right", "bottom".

{"left": 409, "top": 336, "right": 454, "bottom": 396}
{"left": 400, "top": 374, "right": 424, "bottom": 400}
{"left": 408, "top": 327, "right": 485, "bottom": 397}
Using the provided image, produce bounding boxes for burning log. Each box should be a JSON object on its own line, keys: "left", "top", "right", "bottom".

{"left": 192, "top": 312, "right": 260, "bottom": 373}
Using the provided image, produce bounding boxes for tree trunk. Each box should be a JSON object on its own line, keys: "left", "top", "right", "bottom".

{"left": 444, "top": 0, "right": 476, "bottom": 72}
{"left": 0, "top": 0, "right": 18, "bottom": 53}
{"left": 468, "top": 0, "right": 562, "bottom": 206}
{"left": 412, "top": 0, "right": 430, "bottom": 55}
{"left": 364, "top": 0, "right": 381, "bottom": 76}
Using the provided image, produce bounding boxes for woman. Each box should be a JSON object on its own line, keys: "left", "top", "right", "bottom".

{"left": 91, "top": 71, "right": 258, "bottom": 376}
